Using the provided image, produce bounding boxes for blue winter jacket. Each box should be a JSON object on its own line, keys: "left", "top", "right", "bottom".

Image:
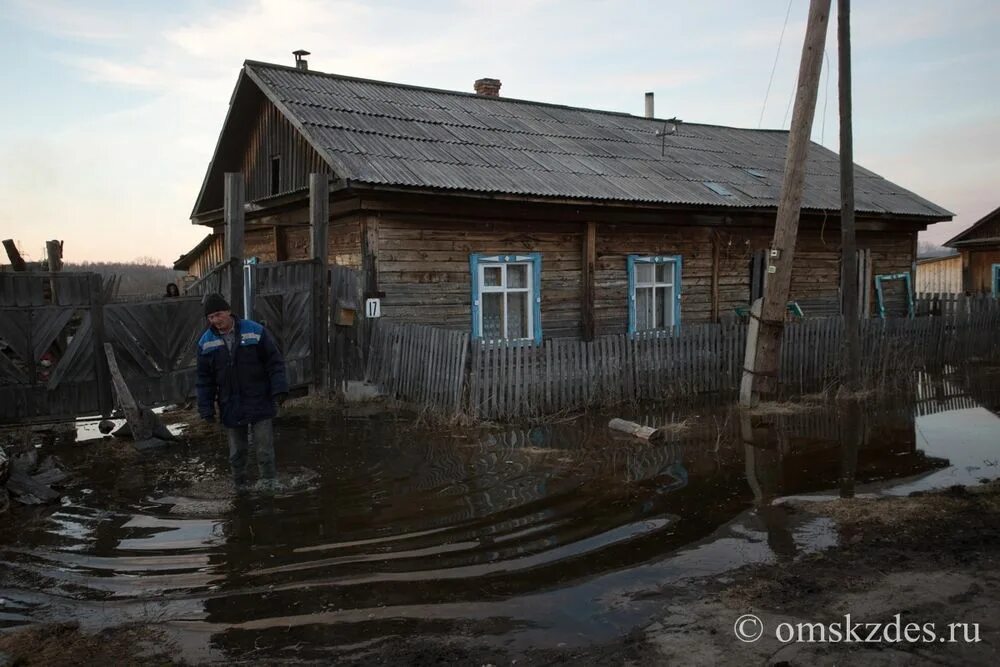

{"left": 195, "top": 317, "right": 288, "bottom": 427}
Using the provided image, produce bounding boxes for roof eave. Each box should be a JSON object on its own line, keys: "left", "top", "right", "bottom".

{"left": 943, "top": 204, "right": 1000, "bottom": 246}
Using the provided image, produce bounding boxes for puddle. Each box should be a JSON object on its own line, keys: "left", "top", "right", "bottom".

{"left": 1, "top": 371, "right": 998, "bottom": 662}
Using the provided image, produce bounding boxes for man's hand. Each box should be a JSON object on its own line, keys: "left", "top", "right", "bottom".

{"left": 275, "top": 392, "right": 289, "bottom": 407}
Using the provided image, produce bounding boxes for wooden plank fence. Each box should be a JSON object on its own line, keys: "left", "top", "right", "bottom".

{"left": 250, "top": 260, "right": 314, "bottom": 388}
{"left": 365, "top": 296, "right": 1000, "bottom": 422}
{"left": 365, "top": 320, "right": 469, "bottom": 416}
{"left": 1, "top": 261, "right": 318, "bottom": 424}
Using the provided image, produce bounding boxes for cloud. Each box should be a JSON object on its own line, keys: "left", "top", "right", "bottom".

{"left": 6, "top": 0, "right": 131, "bottom": 42}
{"left": 2, "top": 0, "right": 996, "bottom": 264}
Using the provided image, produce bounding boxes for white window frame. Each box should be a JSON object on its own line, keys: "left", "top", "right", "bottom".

{"left": 628, "top": 255, "right": 682, "bottom": 333}
{"left": 470, "top": 253, "right": 542, "bottom": 343}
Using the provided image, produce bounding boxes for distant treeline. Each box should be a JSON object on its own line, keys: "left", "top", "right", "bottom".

{"left": 66, "top": 261, "right": 185, "bottom": 297}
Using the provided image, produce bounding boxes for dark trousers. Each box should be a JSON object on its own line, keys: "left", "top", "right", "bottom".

{"left": 226, "top": 418, "right": 275, "bottom": 486}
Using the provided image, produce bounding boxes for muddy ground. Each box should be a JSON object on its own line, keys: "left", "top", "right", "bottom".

{"left": 543, "top": 482, "right": 1000, "bottom": 666}
{"left": 2, "top": 479, "right": 996, "bottom": 665}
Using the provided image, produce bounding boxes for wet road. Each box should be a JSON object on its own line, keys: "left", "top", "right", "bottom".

{"left": 1, "top": 373, "right": 999, "bottom": 662}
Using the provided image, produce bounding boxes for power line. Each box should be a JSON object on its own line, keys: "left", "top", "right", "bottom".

{"left": 782, "top": 75, "right": 794, "bottom": 128}
{"left": 821, "top": 48, "right": 831, "bottom": 144}
{"left": 758, "top": 0, "right": 795, "bottom": 128}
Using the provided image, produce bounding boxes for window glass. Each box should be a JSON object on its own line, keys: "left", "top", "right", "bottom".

{"left": 507, "top": 292, "right": 529, "bottom": 338}
{"left": 636, "top": 264, "right": 654, "bottom": 285}
{"left": 482, "top": 293, "right": 504, "bottom": 338}
{"left": 507, "top": 264, "right": 527, "bottom": 288}
{"left": 655, "top": 286, "right": 668, "bottom": 328}
{"left": 483, "top": 266, "right": 502, "bottom": 287}
{"left": 636, "top": 287, "right": 652, "bottom": 331}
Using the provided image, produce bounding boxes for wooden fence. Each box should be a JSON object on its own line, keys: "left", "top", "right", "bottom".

{"left": 249, "top": 260, "right": 314, "bottom": 388}
{"left": 366, "top": 320, "right": 469, "bottom": 416}
{"left": 0, "top": 272, "right": 209, "bottom": 423}
{"left": 914, "top": 292, "right": 994, "bottom": 318}
{"left": 1, "top": 262, "right": 319, "bottom": 424}
{"left": 365, "top": 297, "right": 1000, "bottom": 421}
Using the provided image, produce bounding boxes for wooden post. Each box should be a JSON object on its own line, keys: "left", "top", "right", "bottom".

{"left": 310, "top": 173, "right": 330, "bottom": 393}
{"left": 45, "top": 240, "right": 63, "bottom": 272}
{"left": 224, "top": 172, "right": 245, "bottom": 316}
{"left": 711, "top": 233, "right": 721, "bottom": 321}
{"left": 273, "top": 225, "right": 284, "bottom": 261}
{"left": 3, "top": 239, "right": 27, "bottom": 271}
{"left": 89, "top": 273, "right": 113, "bottom": 416}
{"left": 45, "top": 240, "right": 63, "bottom": 306}
{"left": 741, "top": 0, "right": 831, "bottom": 403}
{"left": 103, "top": 343, "right": 176, "bottom": 445}
{"left": 360, "top": 212, "right": 380, "bottom": 363}
{"left": 839, "top": 0, "right": 861, "bottom": 392}
{"left": 582, "top": 222, "right": 596, "bottom": 341}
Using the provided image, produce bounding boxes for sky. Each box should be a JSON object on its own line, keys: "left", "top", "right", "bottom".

{"left": 0, "top": 0, "right": 997, "bottom": 266}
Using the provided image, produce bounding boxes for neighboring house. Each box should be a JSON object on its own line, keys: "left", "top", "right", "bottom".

{"left": 944, "top": 205, "right": 1000, "bottom": 296}
{"left": 182, "top": 56, "right": 952, "bottom": 341}
{"left": 173, "top": 233, "right": 224, "bottom": 280}
{"left": 915, "top": 251, "right": 962, "bottom": 294}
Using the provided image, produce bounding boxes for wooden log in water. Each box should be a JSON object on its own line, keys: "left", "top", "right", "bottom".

{"left": 608, "top": 417, "right": 665, "bottom": 444}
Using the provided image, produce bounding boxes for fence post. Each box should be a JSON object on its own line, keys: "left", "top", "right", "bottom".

{"left": 360, "top": 213, "right": 380, "bottom": 367}
{"left": 89, "top": 273, "right": 113, "bottom": 416}
{"left": 310, "top": 173, "right": 330, "bottom": 394}
{"left": 582, "top": 221, "right": 596, "bottom": 341}
{"left": 224, "top": 173, "right": 245, "bottom": 315}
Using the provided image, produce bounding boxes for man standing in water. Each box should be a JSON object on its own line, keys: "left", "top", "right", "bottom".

{"left": 196, "top": 293, "right": 288, "bottom": 493}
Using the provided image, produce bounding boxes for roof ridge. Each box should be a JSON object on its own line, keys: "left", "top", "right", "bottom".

{"left": 244, "top": 59, "right": 794, "bottom": 135}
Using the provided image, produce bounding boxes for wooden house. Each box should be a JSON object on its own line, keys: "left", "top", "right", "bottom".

{"left": 173, "top": 233, "right": 224, "bottom": 279}
{"left": 915, "top": 252, "right": 962, "bottom": 294}
{"left": 183, "top": 57, "right": 952, "bottom": 341}
{"left": 944, "top": 205, "right": 1000, "bottom": 296}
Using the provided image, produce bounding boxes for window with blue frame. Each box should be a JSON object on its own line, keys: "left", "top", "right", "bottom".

{"left": 628, "top": 255, "right": 682, "bottom": 333}
{"left": 992, "top": 264, "right": 1000, "bottom": 298}
{"left": 470, "top": 253, "right": 542, "bottom": 343}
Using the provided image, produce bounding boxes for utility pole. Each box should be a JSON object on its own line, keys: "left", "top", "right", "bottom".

{"left": 839, "top": 0, "right": 861, "bottom": 392}
{"left": 838, "top": 0, "right": 862, "bottom": 499}
{"left": 741, "top": 0, "right": 832, "bottom": 406}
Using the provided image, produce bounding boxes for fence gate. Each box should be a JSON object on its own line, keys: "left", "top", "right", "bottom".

{"left": 0, "top": 273, "right": 108, "bottom": 422}
{"left": 248, "top": 260, "right": 313, "bottom": 388}
{"left": 102, "top": 297, "right": 205, "bottom": 406}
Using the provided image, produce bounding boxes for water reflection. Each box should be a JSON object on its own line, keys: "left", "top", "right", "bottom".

{"left": 0, "top": 371, "right": 998, "bottom": 661}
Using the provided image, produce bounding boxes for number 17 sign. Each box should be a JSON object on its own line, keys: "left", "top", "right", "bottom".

{"left": 365, "top": 298, "right": 381, "bottom": 318}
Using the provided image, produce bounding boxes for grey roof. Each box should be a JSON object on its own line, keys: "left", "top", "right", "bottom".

{"left": 241, "top": 61, "right": 951, "bottom": 219}
{"left": 945, "top": 204, "right": 1000, "bottom": 246}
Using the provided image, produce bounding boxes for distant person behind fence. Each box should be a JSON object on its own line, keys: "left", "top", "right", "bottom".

{"left": 165, "top": 283, "right": 180, "bottom": 298}
{"left": 196, "top": 293, "right": 288, "bottom": 493}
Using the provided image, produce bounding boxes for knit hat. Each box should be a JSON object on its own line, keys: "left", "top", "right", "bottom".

{"left": 203, "top": 293, "right": 231, "bottom": 316}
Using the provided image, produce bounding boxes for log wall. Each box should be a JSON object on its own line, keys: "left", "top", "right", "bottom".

{"left": 245, "top": 226, "right": 277, "bottom": 262}
{"left": 377, "top": 215, "right": 584, "bottom": 339}
{"left": 374, "top": 210, "right": 918, "bottom": 336}
{"left": 966, "top": 248, "right": 1000, "bottom": 294}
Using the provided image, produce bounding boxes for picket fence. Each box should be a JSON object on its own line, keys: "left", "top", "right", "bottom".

{"left": 366, "top": 298, "right": 1000, "bottom": 421}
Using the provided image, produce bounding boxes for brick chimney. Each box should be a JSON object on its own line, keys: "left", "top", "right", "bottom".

{"left": 474, "top": 78, "right": 501, "bottom": 97}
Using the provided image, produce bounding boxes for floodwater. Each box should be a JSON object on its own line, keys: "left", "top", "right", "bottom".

{"left": 1, "top": 371, "right": 999, "bottom": 663}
